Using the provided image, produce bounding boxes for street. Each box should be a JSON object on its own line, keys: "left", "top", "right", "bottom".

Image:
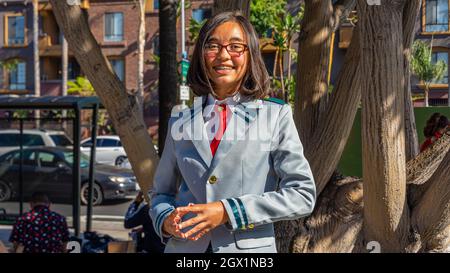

{"left": 0, "top": 197, "right": 135, "bottom": 220}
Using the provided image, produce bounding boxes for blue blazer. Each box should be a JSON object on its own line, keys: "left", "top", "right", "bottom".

{"left": 149, "top": 95, "right": 316, "bottom": 253}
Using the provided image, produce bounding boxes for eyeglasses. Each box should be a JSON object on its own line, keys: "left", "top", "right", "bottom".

{"left": 204, "top": 42, "right": 248, "bottom": 57}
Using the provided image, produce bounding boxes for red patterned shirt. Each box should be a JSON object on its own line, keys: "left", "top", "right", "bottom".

{"left": 9, "top": 206, "right": 70, "bottom": 253}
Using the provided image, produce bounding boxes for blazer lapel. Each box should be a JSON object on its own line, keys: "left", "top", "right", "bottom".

{"left": 209, "top": 99, "right": 262, "bottom": 172}
{"left": 182, "top": 96, "right": 213, "bottom": 167}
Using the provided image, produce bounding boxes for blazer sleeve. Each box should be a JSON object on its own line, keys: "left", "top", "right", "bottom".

{"left": 220, "top": 104, "right": 316, "bottom": 231}
{"left": 149, "top": 118, "right": 180, "bottom": 243}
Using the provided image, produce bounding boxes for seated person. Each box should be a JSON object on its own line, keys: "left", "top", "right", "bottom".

{"left": 9, "top": 192, "right": 70, "bottom": 253}
{"left": 124, "top": 191, "right": 164, "bottom": 253}
{"left": 420, "top": 113, "right": 449, "bottom": 152}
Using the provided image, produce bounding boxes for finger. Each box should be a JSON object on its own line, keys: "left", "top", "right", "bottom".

{"left": 178, "top": 215, "right": 205, "bottom": 230}
{"left": 177, "top": 205, "right": 203, "bottom": 215}
{"left": 183, "top": 222, "right": 209, "bottom": 240}
{"left": 193, "top": 228, "right": 210, "bottom": 241}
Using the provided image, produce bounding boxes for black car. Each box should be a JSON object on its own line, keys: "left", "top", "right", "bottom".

{"left": 0, "top": 147, "right": 138, "bottom": 206}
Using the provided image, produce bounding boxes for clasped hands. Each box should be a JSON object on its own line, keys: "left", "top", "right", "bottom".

{"left": 162, "top": 201, "right": 229, "bottom": 241}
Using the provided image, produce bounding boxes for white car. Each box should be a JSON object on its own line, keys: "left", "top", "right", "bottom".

{"left": 80, "top": 135, "right": 127, "bottom": 166}
{"left": 0, "top": 129, "right": 73, "bottom": 156}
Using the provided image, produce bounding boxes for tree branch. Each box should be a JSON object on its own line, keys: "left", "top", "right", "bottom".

{"left": 290, "top": 176, "right": 363, "bottom": 253}
{"left": 402, "top": 0, "right": 421, "bottom": 161}
{"left": 412, "top": 148, "right": 450, "bottom": 252}
{"left": 306, "top": 25, "right": 361, "bottom": 195}
{"left": 49, "top": 1, "right": 159, "bottom": 199}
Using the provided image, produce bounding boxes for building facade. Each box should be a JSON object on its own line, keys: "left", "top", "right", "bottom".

{"left": 412, "top": 0, "right": 450, "bottom": 106}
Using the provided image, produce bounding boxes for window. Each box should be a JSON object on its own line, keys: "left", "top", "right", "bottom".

{"left": 5, "top": 15, "right": 25, "bottom": 46}
{"left": 49, "top": 135, "right": 73, "bottom": 146}
{"left": 81, "top": 140, "right": 92, "bottom": 148}
{"left": 37, "top": 152, "right": 57, "bottom": 168}
{"left": 22, "top": 134, "right": 45, "bottom": 146}
{"left": 8, "top": 61, "right": 26, "bottom": 90}
{"left": 68, "top": 59, "right": 82, "bottom": 80}
{"left": 100, "top": 139, "right": 119, "bottom": 147}
{"left": 432, "top": 51, "right": 449, "bottom": 84}
{"left": 192, "top": 9, "right": 212, "bottom": 23}
{"left": 109, "top": 59, "right": 124, "bottom": 81}
{"left": 12, "top": 150, "right": 36, "bottom": 166}
{"left": 104, "top": 13, "right": 124, "bottom": 42}
{"left": 425, "top": 0, "right": 449, "bottom": 32}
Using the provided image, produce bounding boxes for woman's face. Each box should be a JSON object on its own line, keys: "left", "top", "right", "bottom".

{"left": 204, "top": 21, "right": 249, "bottom": 97}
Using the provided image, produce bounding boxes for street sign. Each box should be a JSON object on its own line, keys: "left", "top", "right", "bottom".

{"left": 180, "top": 85, "right": 190, "bottom": 101}
{"left": 181, "top": 59, "right": 190, "bottom": 83}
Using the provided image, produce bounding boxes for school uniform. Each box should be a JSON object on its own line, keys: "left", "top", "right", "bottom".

{"left": 149, "top": 93, "right": 316, "bottom": 253}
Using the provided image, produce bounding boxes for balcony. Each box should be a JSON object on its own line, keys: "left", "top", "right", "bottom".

{"left": 39, "top": 35, "right": 62, "bottom": 57}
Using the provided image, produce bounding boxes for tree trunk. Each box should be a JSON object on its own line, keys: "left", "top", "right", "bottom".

{"left": 62, "top": 34, "right": 68, "bottom": 128}
{"left": 359, "top": 0, "right": 410, "bottom": 252}
{"left": 295, "top": 0, "right": 334, "bottom": 146}
{"left": 212, "top": 0, "right": 250, "bottom": 17}
{"left": 402, "top": 0, "right": 421, "bottom": 161}
{"left": 279, "top": 49, "right": 285, "bottom": 97}
{"left": 158, "top": 0, "right": 178, "bottom": 156}
{"left": 33, "top": 0, "right": 40, "bottom": 126}
{"left": 412, "top": 148, "right": 450, "bottom": 252}
{"left": 137, "top": 0, "right": 146, "bottom": 117}
{"left": 306, "top": 26, "right": 362, "bottom": 195}
{"left": 62, "top": 35, "right": 68, "bottom": 98}
{"left": 425, "top": 86, "right": 430, "bottom": 107}
{"left": 49, "top": 0, "right": 159, "bottom": 200}
{"left": 276, "top": 1, "right": 362, "bottom": 252}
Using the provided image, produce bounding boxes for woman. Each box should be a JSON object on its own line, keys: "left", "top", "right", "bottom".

{"left": 420, "top": 113, "right": 449, "bottom": 152}
{"left": 149, "top": 11, "right": 316, "bottom": 253}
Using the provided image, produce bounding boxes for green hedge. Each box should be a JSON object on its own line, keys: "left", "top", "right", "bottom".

{"left": 337, "top": 107, "right": 450, "bottom": 177}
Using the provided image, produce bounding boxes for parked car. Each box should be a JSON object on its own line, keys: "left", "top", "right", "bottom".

{"left": 0, "top": 147, "right": 138, "bottom": 206}
{"left": 80, "top": 136, "right": 127, "bottom": 167}
{"left": 0, "top": 129, "right": 73, "bottom": 156}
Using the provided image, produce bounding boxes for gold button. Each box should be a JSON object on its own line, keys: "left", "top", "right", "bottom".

{"left": 208, "top": 175, "right": 217, "bottom": 184}
{"left": 217, "top": 106, "right": 223, "bottom": 112}
{"left": 248, "top": 224, "right": 254, "bottom": 229}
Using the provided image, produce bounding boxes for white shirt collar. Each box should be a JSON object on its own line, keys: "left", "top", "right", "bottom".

{"left": 203, "top": 92, "right": 242, "bottom": 119}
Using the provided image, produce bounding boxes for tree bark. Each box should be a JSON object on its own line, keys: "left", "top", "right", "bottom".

{"left": 62, "top": 35, "right": 68, "bottom": 98}
{"left": 49, "top": 0, "right": 159, "bottom": 199}
{"left": 277, "top": 0, "right": 361, "bottom": 252}
{"left": 295, "top": 0, "right": 334, "bottom": 146}
{"left": 306, "top": 26, "right": 361, "bottom": 195}
{"left": 290, "top": 176, "right": 364, "bottom": 253}
{"left": 212, "top": 0, "right": 250, "bottom": 17}
{"left": 158, "top": 0, "right": 178, "bottom": 156}
{"left": 359, "top": 0, "right": 410, "bottom": 252}
{"left": 412, "top": 148, "right": 450, "bottom": 252}
{"left": 33, "top": 0, "right": 40, "bottom": 125}
{"left": 402, "top": 0, "right": 421, "bottom": 161}
{"left": 137, "top": 0, "right": 146, "bottom": 117}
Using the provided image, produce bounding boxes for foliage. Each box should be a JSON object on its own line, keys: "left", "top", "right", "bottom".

{"left": 250, "top": 0, "right": 286, "bottom": 38}
{"left": 68, "top": 76, "right": 96, "bottom": 96}
{"left": 188, "top": 17, "right": 206, "bottom": 44}
{"left": 250, "top": 0, "right": 304, "bottom": 102}
{"left": 411, "top": 39, "right": 447, "bottom": 86}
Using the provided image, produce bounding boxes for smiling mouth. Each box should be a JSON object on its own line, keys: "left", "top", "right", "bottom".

{"left": 213, "top": 66, "right": 235, "bottom": 71}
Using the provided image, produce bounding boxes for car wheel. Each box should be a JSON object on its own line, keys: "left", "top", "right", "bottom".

{"left": 0, "top": 180, "right": 12, "bottom": 202}
{"left": 81, "top": 183, "right": 104, "bottom": 206}
{"left": 115, "top": 156, "right": 127, "bottom": 167}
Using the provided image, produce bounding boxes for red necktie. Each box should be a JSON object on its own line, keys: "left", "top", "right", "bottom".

{"left": 210, "top": 103, "right": 228, "bottom": 157}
